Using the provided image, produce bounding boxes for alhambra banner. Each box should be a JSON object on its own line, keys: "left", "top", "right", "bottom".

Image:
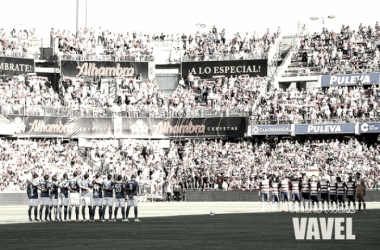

{"left": 60, "top": 60, "right": 149, "bottom": 79}
{"left": 7, "top": 116, "right": 113, "bottom": 138}
{"left": 181, "top": 59, "right": 267, "bottom": 79}
{"left": 7, "top": 116, "right": 247, "bottom": 138}
{"left": 122, "top": 117, "right": 247, "bottom": 138}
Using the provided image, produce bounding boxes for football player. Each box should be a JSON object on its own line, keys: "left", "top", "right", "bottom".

{"left": 67, "top": 172, "right": 80, "bottom": 222}
{"left": 355, "top": 172, "right": 366, "bottom": 213}
{"left": 290, "top": 176, "right": 301, "bottom": 213}
{"left": 271, "top": 177, "right": 280, "bottom": 212}
{"left": 39, "top": 175, "right": 50, "bottom": 222}
{"left": 346, "top": 175, "right": 356, "bottom": 213}
{"left": 113, "top": 175, "right": 127, "bottom": 221}
{"left": 103, "top": 174, "right": 115, "bottom": 222}
{"left": 336, "top": 176, "right": 347, "bottom": 212}
{"left": 329, "top": 175, "right": 338, "bottom": 212}
{"left": 319, "top": 175, "right": 330, "bottom": 212}
{"left": 309, "top": 175, "right": 320, "bottom": 213}
{"left": 258, "top": 173, "right": 270, "bottom": 212}
{"left": 27, "top": 173, "right": 41, "bottom": 221}
{"left": 125, "top": 175, "right": 140, "bottom": 222}
{"left": 280, "top": 175, "right": 291, "bottom": 212}
{"left": 48, "top": 176, "right": 59, "bottom": 222}
{"left": 58, "top": 174, "right": 69, "bottom": 221}
{"left": 79, "top": 173, "right": 93, "bottom": 222}
{"left": 92, "top": 173, "right": 104, "bottom": 222}
{"left": 301, "top": 174, "right": 310, "bottom": 213}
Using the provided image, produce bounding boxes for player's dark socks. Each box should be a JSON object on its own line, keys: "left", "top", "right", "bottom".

{"left": 75, "top": 207, "right": 79, "bottom": 220}
{"left": 98, "top": 207, "right": 102, "bottom": 220}
{"left": 88, "top": 206, "right": 92, "bottom": 220}
{"left": 82, "top": 207, "right": 86, "bottom": 220}
{"left": 28, "top": 207, "right": 32, "bottom": 219}
{"left": 109, "top": 206, "right": 112, "bottom": 220}
{"left": 68, "top": 207, "right": 72, "bottom": 220}
{"left": 90, "top": 207, "right": 94, "bottom": 220}
{"left": 126, "top": 206, "right": 130, "bottom": 218}
{"left": 54, "top": 207, "right": 58, "bottom": 220}
{"left": 134, "top": 207, "right": 138, "bottom": 219}
{"left": 114, "top": 207, "right": 119, "bottom": 220}
{"left": 49, "top": 207, "right": 53, "bottom": 221}
{"left": 64, "top": 206, "right": 68, "bottom": 220}
{"left": 34, "top": 207, "right": 38, "bottom": 219}
{"left": 363, "top": 202, "right": 366, "bottom": 211}
{"left": 45, "top": 206, "right": 50, "bottom": 220}
{"left": 39, "top": 207, "right": 43, "bottom": 220}
{"left": 121, "top": 208, "right": 125, "bottom": 219}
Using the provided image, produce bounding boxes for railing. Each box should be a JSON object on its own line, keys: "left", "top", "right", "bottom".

{"left": 0, "top": 50, "right": 39, "bottom": 59}
{"left": 60, "top": 54, "right": 154, "bottom": 62}
{"left": 181, "top": 52, "right": 267, "bottom": 62}
{"left": 0, "top": 104, "right": 249, "bottom": 118}
{"left": 3, "top": 104, "right": 380, "bottom": 125}
{"left": 249, "top": 115, "right": 380, "bottom": 125}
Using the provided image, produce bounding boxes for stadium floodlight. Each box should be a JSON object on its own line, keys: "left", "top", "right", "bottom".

{"left": 310, "top": 17, "right": 319, "bottom": 21}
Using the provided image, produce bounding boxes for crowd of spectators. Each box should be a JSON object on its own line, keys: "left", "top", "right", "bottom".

{"left": 168, "top": 74, "right": 267, "bottom": 117}
{"left": 0, "top": 138, "right": 91, "bottom": 192}
{"left": 61, "top": 76, "right": 167, "bottom": 117}
{"left": 2, "top": 137, "right": 380, "bottom": 195}
{"left": 53, "top": 26, "right": 281, "bottom": 62}
{"left": 0, "top": 27, "right": 39, "bottom": 57}
{"left": 183, "top": 27, "right": 281, "bottom": 61}
{"left": 0, "top": 74, "right": 61, "bottom": 116}
{"left": 285, "top": 22, "right": 380, "bottom": 76}
{"left": 250, "top": 84, "right": 380, "bottom": 124}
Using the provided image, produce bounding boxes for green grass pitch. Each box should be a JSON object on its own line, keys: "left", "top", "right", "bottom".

{"left": 0, "top": 210, "right": 380, "bottom": 250}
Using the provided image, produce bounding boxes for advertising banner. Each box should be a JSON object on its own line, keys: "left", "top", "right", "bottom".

{"left": 122, "top": 117, "right": 247, "bottom": 138}
{"left": 181, "top": 59, "right": 267, "bottom": 79}
{"left": 251, "top": 125, "right": 291, "bottom": 135}
{"left": 295, "top": 123, "right": 355, "bottom": 134}
{"left": 0, "top": 56, "right": 35, "bottom": 75}
{"left": 359, "top": 122, "right": 380, "bottom": 133}
{"left": 8, "top": 116, "right": 247, "bottom": 138}
{"left": 321, "top": 73, "right": 380, "bottom": 87}
{"left": 60, "top": 60, "right": 149, "bottom": 79}
{"left": 8, "top": 116, "right": 113, "bottom": 138}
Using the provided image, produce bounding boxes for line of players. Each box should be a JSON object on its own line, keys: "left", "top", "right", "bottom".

{"left": 26, "top": 172, "right": 141, "bottom": 222}
{"left": 259, "top": 172, "right": 366, "bottom": 213}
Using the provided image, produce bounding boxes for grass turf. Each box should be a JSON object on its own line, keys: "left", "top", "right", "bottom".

{"left": 0, "top": 210, "right": 380, "bottom": 250}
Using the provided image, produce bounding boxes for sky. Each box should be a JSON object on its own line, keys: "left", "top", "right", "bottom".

{"left": 1, "top": 0, "right": 380, "bottom": 43}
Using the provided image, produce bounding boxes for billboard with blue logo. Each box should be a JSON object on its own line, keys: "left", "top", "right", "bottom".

{"left": 251, "top": 125, "right": 291, "bottom": 135}
{"left": 295, "top": 123, "right": 355, "bottom": 134}
{"left": 359, "top": 123, "right": 380, "bottom": 133}
{"left": 321, "top": 73, "right": 380, "bottom": 87}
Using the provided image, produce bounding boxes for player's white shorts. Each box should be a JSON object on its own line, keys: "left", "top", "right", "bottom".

{"left": 103, "top": 197, "right": 114, "bottom": 206}
{"left": 115, "top": 198, "right": 125, "bottom": 207}
{"left": 81, "top": 197, "right": 91, "bottom": 206}
{"left": 40, "top": 197, "right": 50, "bottom": 206}
{"left": 49, "top": 197, "right": 59, "bottom": 206}
{"left": 69, "top": 193, "right": 80, "bottom": 206}
{"left": 127, "top": 195, "right": 138, "bottom": 207}
{"left": 59, "top": 194, "right": 69, "bottom": 206}
{"left": 28, "top": 198, "right": 39, "bottom": 207}
{"left": 93, "top": 198, "right": 103, "bottom": 206}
